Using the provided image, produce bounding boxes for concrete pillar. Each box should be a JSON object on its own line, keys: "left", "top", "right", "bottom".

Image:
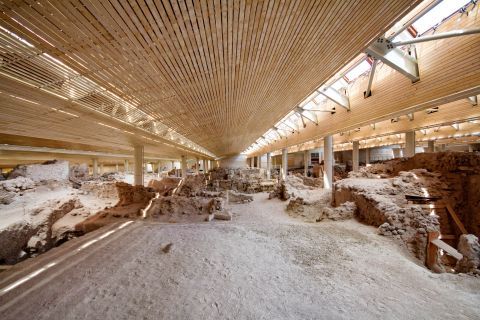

{"left": 144, "top": 161, "right": 149, "bottom": 174}
{"left": 257, "top": 156, "right": 261, "bottom": 168}
{"left": 134, "top": 145, "right": 144, "bottom": 186}
{"left": 281, "top": 148, "right": 288, "bottom": 181}
{"left": 124, "top": 159, "right": 129, "bottom": 173}
{"left": 352, "top": 141, "right": 359, "bottom": 172}
{"left": 405, "top": 131, "right": 416, "bottom": 158}
{"left": 116, "top": 163, "right": 119, "bottom": 172}
{"left": 195, "top": 157, "right": 200, "bottom": 174}
{"left": 427, "top": 140, "right": 435, "bottom": 153}
{"left": 250, "top": 157, "right": 254, "bottom": 168}
{"left": 92, "top": 158, "right": 98, "bottom": 178}
{"left": 181, "top": 155, "right": 187, "bottom": 178}
{"left": 365, "top": 148, "right": 370, "bottom": 165}
{"left": 469, "top": 144, "right": 474, "bottom": 152}
{"left": 157, "top": 160, "right": 161, "bottom": 178}
{"left": 323, "top": 135, "right": 333, "bottom": 189}
{"left": 303, "top": 150, "right": 309, "bottom": 176}
{"left": 203, "top": 160, "right": 207, "bottom": 173}
{"left": 171, "top": 161, "right": 175, "bottom": 170}
{"left": 100, "top": 163, "right": 104, "bottom": 175}
{"left": 266, "top": 153, "right": 271, "bottom": 179}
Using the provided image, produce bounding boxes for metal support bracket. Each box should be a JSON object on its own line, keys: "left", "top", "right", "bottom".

{"left": 366, "top": 37, "right": 419, "bottom": 82}
{"left": 318, "top": 87, "right": 350, "bottom": 111}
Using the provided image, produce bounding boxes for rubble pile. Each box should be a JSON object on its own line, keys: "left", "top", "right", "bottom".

{"left": 148, "top": 177, "right": 181, "bottom": 196}
{"left": 76, "top": 182, "right": 156, "bottom": 233}
{"left": 456, "top": 234, "right": 480, "bottom": 273}
{"left": 177, "top": 175, "right": 207, "bottom": 196}
{"left": 207, "top": 167, "right": 276, "bottom": 193}
{"left": 228, "top": 190, "right": 253, "bottom": 204}
{"left": 0, "top": 197, "right": 88, "bottom": 264}
{"left": 334, "top": 172, "right": 443, "bottom": 263}
{"left": 145, "top": 174, "right": 236, "bottom": 222}
{"left": 346, "top": 152, "right": 480, "bottom": 237}
{"left": 147, "top": 196, "right": 229, "bottom": 223}
{"left": 334, "top": 152, "right": 480, "bottom": 273}
{"left": 0, "top": 177, "right": 35, "bottom": 204}
{"left": 269, "top": 182, "right": 290, "bottom": 201}
{"left": 293, "top": 173, "right": 323, "bottom": 187}
{"left": 80, "top": 181, "right": 118, "bottom": 199}
{"left": 269, "top": 174, "right": 323, "bottom": 201}
{"left": 7, "top": 160, "right": 69, "bottom": 182}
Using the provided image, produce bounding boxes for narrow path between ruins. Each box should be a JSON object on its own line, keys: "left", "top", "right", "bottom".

{"left": 1, "top": 193, "right": 479, "bottom": 320}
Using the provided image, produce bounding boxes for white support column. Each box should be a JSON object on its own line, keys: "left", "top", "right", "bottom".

{"left": 92, "top": 158, "right": 98, "bottom": 178}
{"left": 323, "top": 135, "right": 333, "bottom": 189}
{"left": 266, "top": 153, "right": 271, "bottom": 179}
{"left": 115, "top": 163, "right": 119, "bottom": 172}
{"left": 157, "top": 160, "right": 161, "bottom": 178}
{"left": 427, "top": 140, "right": 435, "bottom": 153}
{"left": 257, "top": 156, "right": 261, "bottom": 168}
{"left": 365, "top": 148, "right": 370, "bottom": 165}
{"left": 181, "top": 155, "right": 187, "bottom": 178}
{"left": 134, "top": 145, "right": 144, "bottom": 186}
{"left": 203, "top": 160, "right": 207, "bottom": 173}
{"left": 195, "top": 157, "right": 200, "bottom": 174}
{"left": 405, "top": 131, "right": 416, "bottom": 158}
{"left": 352, "top": 141, "right": 359, "bottom": 172}
{"left": 281, "top": 148, "right": 288, "bottom": 181}
{"left": 124, "top": 159, "right": 129, "bottom": 173}
{"left": 303, "top": 150, "right": 309, "bottom": 176}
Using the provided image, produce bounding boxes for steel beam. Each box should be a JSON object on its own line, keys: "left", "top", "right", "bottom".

{"left": 392, "top": 27, "right": 480, "bottom": 47}
{"left": 318, "top": 87, "right": 350, "bottom": 110}
{"left": 366, "top": 37, "right": 419, "bottom": 82}
{"left": 364, "top": 59, "right": 377, "bottom": 98}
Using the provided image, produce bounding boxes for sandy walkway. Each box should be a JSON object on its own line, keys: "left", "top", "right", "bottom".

{"left": 1, "top": 193, "right": 479, "bottom": 319}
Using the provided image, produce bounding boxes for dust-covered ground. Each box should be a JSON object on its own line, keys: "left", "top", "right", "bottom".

{"left": 1, "top": 193, "right": 479, "bottom": 320}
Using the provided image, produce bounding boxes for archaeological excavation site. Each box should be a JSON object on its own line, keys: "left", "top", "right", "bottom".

{"left": 1, "top": 0, "right": 480, "bottom": 319}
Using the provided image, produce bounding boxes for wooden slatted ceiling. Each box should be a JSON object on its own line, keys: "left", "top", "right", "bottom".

{"left": 0, "top": 0, "right": 420, "bottom": 157}
{"left": 275, "top": 97, "right": 480, "bottom": 154}
{"left": 251, "top": 5, "right": 480, "bottom": 156}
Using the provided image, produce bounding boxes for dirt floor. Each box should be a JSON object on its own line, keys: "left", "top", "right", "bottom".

{"left": 1, "top": 193, "right": 479, "bottom": 319}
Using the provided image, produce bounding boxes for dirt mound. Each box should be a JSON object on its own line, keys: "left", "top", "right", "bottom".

{"left": 0, "top": 197, "right": 84, "bottom": 263}
{"left": 80, "top": 181, "right": 118, "bottom": 199}
{"left": 115, "top": 182, "right": 155, "bottom": 206}
{"left": 208, "top": 167, "right": 275, "bottom": 193}
{"left": 148, "top": 177, "right": 181, "bottom": 196}
{"left": 75, "top": 182, "right": 155, "bottom": 233}
{"left": 147, "top": 195, "right": 227, "bottom": 223}
{"left": 177, "top": 175, "right": 206, "bottom": 197}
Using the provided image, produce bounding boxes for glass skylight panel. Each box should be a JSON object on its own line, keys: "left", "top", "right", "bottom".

{"left": 331, "top": 78, "right": 348, "bottom": 91}
{"left": 313, "top": 94, "right": 326, "bottom": 105}
{"left": 344, "top": 60, "right": 371, "bottom": 82}
{"left": 392, "top": 30, "right": 414, "bottom": 42}
{"left": 413, "top": 0, "right": 470, "bottom": 35}
{"left": 299, "top": 91, "right": 319, "bottom": 107}
{"left": 302, "top": 101, "right": 316, "bottom": 110}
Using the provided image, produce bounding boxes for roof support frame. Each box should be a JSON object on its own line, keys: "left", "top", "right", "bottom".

{"left": 366, "top": 37, "right": 419, "bottom": 82}
{"left": 318, "top": 87, "right": 350, "bottom": 111}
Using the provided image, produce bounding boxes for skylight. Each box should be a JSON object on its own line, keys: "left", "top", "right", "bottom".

{"left": 344, "top": 60, "right": 371, "bottom": 82}
{"left": 413, "top": 0, "right": 470, "bottom": 35}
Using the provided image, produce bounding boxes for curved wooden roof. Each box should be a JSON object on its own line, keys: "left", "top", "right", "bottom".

{"left": 0, "top": 0, "right": 420, "bottom": 157}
